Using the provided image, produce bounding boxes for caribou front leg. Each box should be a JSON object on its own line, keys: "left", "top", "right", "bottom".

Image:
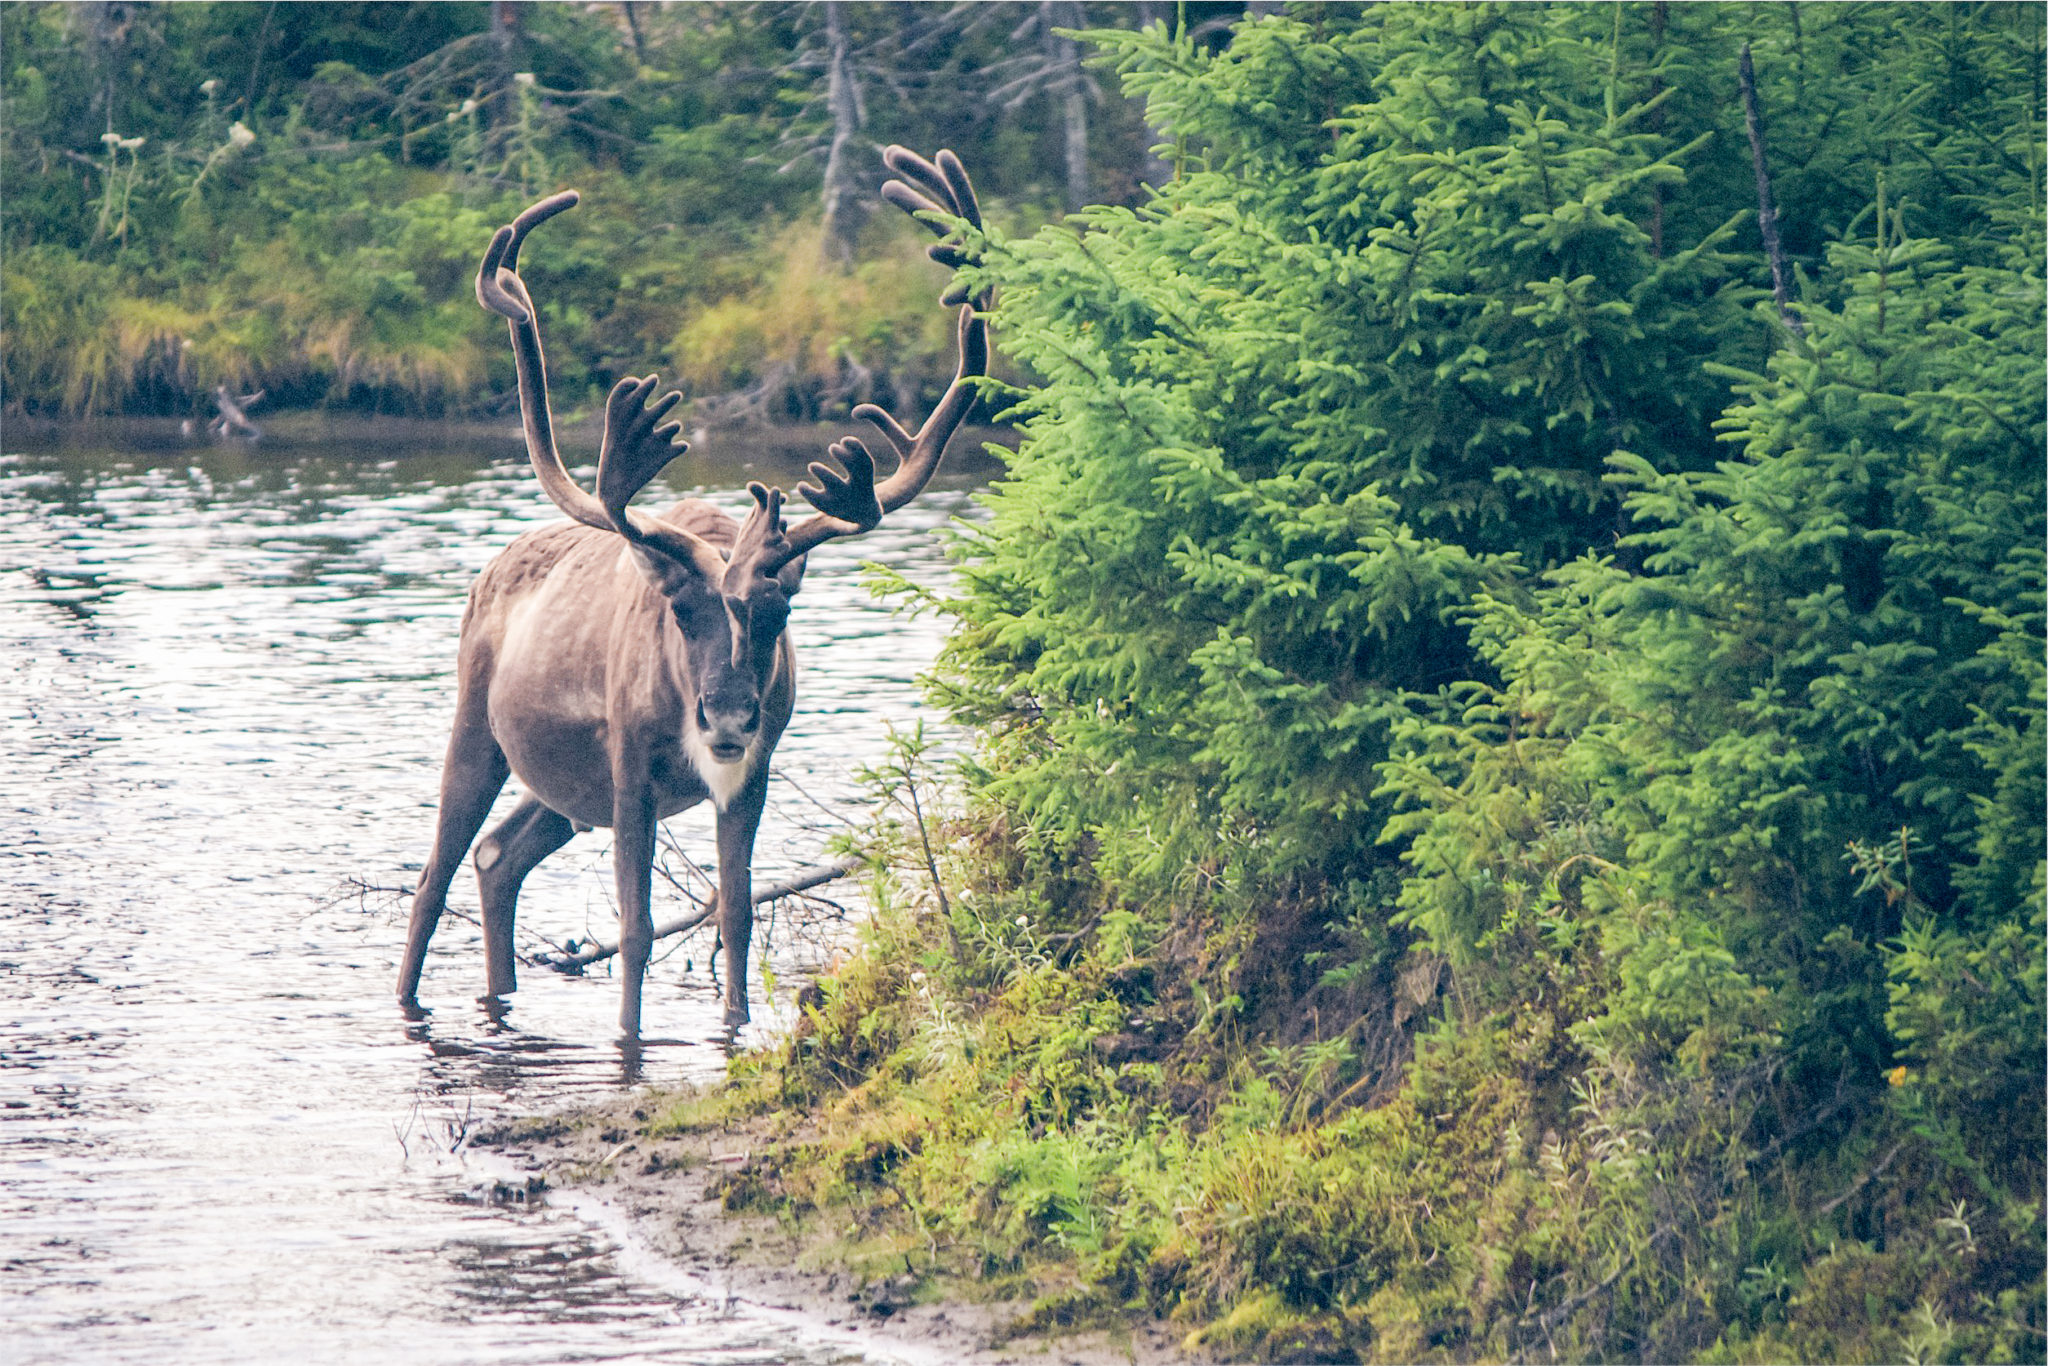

{"left": 714, "top": 774, "right": 769, "bottom": 1029}
{"left": 611, "top": 782, "right": 659, "bottom": 1039}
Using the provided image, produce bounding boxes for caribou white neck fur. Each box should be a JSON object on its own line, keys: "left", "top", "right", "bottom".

{"left": 684, "top": 726, "right": 754, "bottom": 811}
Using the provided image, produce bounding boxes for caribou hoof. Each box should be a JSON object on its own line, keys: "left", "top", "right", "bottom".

{"left": 723, "top": 1002, "right": 750, "bottom": 1029}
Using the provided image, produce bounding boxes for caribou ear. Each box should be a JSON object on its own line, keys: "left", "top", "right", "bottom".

{"left": 625, "top": 541, "right": 709, "bottom": 602}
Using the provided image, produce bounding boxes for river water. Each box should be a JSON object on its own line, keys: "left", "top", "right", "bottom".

{"left": 0, "top": 422, "right": 988, "bottom": 1364}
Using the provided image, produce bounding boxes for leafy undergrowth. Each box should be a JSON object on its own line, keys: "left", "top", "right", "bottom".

{"left": 640, "top": 738, "right": 2041, "bottom": 1363}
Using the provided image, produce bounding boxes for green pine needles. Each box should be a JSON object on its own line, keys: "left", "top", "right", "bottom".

{"left": 700, "top": 4, "right": 2046, "bottom": 1360}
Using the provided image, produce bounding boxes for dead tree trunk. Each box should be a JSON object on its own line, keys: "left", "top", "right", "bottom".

{"left": 485, "top": 0, "right": 521, "bottom": 133}
{"left": 1032, "top": 2, "right": 1094, "bottom": 210}
{"left": 1134, "top": 1, "right": 1174, "bottom": 189}
{"left": 1647, "top": 1, "right": 1667, "bottom": 258}
{"left": 1050, "top": 4, "right": 1090, "bottom": 209}
{"left": 820, "top": 0, "right": 868, "bottom": 265}
{"left": 617, "top": 1, "right": 645, "bottom": 63}
{"left": 1738, "top": 41, "right": 1802, "bottom": 336}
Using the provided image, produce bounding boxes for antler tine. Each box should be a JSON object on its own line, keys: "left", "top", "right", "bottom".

{"left": 476, "top": 191, "right": 579, "bottom": 323}
{"left": 593, "top": 374, "right": 727, "bottom": 576}
{"left": 726, "top": 440, "right": 878, "bottom": 585}
{"left": 865, "top": 304, "right": 988, "bottom": 513}
{"left": 933, "top": 150, "right": 983, "bottom": 231}
{"left": 738, "top": 151, "right": 990, "bottom": 584}
{"left": 743, "top": 310, "right": 985, "bottom": 585}
{"left": 881, "top": 145, "right": 952, "bottom": 212}
{"left": 476, "top": 227, "right": 527, "bottom": 322}
{"left": 595, "top": 376, "right": 684, "bottom": 525}
{"left": 798, "top": 438, "right": 882, "bottom": 526}
{"left": 479, "top": 192, "right": 725, "bottom": 577}
{"left": 880, "top": 145, "right": 982, "bottom": 231}
{"left": 880, "top": 146, "right": 986, "bottom": 310}
{"left": 504, "top": 190, "right": 579, "bottom": 270}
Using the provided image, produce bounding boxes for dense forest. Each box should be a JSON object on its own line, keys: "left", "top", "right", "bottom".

{"left": 9, "top": 4, "right": 2042, "bottom": 1363}
{"left": 0, "top": 0, "right": 1248, "bottom": 421}
{"left": 667, "top": 4, "right": 2039, "bottom": 1362}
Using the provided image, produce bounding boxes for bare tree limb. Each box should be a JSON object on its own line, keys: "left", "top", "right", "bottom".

{"left": 1817, "top": 1139, "right": 1906, "bottom": 1215}
{"left": 1739, "top": 41, "right": 1803, "bottom": 336}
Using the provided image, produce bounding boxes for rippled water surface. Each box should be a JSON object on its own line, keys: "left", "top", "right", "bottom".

{"left": 0, "top": 424, "right": 989, "bottom": 1364}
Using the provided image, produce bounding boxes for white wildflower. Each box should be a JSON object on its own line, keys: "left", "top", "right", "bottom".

{"left": 227, "top": 121, "right": 254, "bottom": 148}
{"left": 200, "top": 78, "right": 219, "bottom": 95}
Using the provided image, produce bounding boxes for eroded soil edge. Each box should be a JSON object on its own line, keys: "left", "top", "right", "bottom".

{"left": 472, "top": 1088, "right": 1186, "bottom": 1366}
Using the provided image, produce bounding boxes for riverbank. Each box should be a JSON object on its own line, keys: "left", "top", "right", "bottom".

{"left": 3, "top": 409, "right": 542, "bottom": 455}
{"left": 2, "top": 411, "right": 1014, "bottom": 483}
{"left": 472, "top": 1086, "right": 1189, "bottom": 1366}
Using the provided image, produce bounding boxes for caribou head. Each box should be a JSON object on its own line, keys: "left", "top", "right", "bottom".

{"left": 396, "top": 148, "right": 987, "bottom": 1037}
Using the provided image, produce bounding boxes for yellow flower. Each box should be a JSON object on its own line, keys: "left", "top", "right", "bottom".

{"left": 1887, "top": 1065, "right": 1909, "bottom": 1087}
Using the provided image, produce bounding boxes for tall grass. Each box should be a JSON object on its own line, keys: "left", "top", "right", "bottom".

{"left": 5, "top": 203, "right": 980, "bottom": 420}
{"left": 668, "top": 215, "right": 961, "bottom": 419}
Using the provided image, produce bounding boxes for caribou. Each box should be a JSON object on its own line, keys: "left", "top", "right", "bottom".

{"left": 396, "top": 147, "right": 987, "bottom": 1036}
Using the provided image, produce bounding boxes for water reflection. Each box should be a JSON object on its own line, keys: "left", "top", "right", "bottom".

{"left": 0, "top": 424, "right": 991, "bottom": 1364}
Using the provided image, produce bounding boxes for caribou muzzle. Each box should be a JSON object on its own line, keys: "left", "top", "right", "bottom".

{"left": 695, "top": 692, "right": 759, "bottom": 761}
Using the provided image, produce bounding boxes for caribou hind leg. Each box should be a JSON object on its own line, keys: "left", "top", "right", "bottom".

{"left": 473, "top": 795, "right": 576, "bottom": 998}
{"left": 398, "top": 710, "right": 510, "bottom": 1006}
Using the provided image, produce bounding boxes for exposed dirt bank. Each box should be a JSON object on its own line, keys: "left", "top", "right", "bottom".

{"left": 472, "top": 1087, "right": 1189, "bottom": 1366}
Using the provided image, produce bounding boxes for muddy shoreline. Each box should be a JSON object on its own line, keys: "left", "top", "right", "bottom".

{"left": 3, "top": 411, "right": 1015, "bottom": 470}
{"left": 472, "top": 1087, "right": 1189, "bottom": 1366}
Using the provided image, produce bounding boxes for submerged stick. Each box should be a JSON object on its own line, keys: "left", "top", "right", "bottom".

{"left": 210, "top": 385, "right": 265, "bottom": 439}
{"left": 537, "top": 859, "right": 859, "bottom": 974}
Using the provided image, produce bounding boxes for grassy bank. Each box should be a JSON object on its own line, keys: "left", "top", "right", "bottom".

{"left": 635, "top": 781, "right": 2041, "bottom": 1361}
{"left": 0, "top": 160, "right": 979, "bottom": 425}
{"left": 2, "top": 1, "right": 1134, "bottom": 422}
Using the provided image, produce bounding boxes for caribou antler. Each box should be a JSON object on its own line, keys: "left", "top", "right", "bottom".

{"left": 729, "top": 146, "right": 990, "bottom": 584}
{"left": 880, "top": 145, "right": 987, "bottom": 307}
{"left": 477, "top": 193, "right": 727, "bottom": 580}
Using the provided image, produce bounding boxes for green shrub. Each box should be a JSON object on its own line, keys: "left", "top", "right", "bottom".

{"left": 733, "top": 5, "right": 2043, "bottom": 1359}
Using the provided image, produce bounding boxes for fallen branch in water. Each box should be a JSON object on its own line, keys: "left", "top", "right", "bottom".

{"left": 536, "top": 859, "right": 860, "bottom": 974}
